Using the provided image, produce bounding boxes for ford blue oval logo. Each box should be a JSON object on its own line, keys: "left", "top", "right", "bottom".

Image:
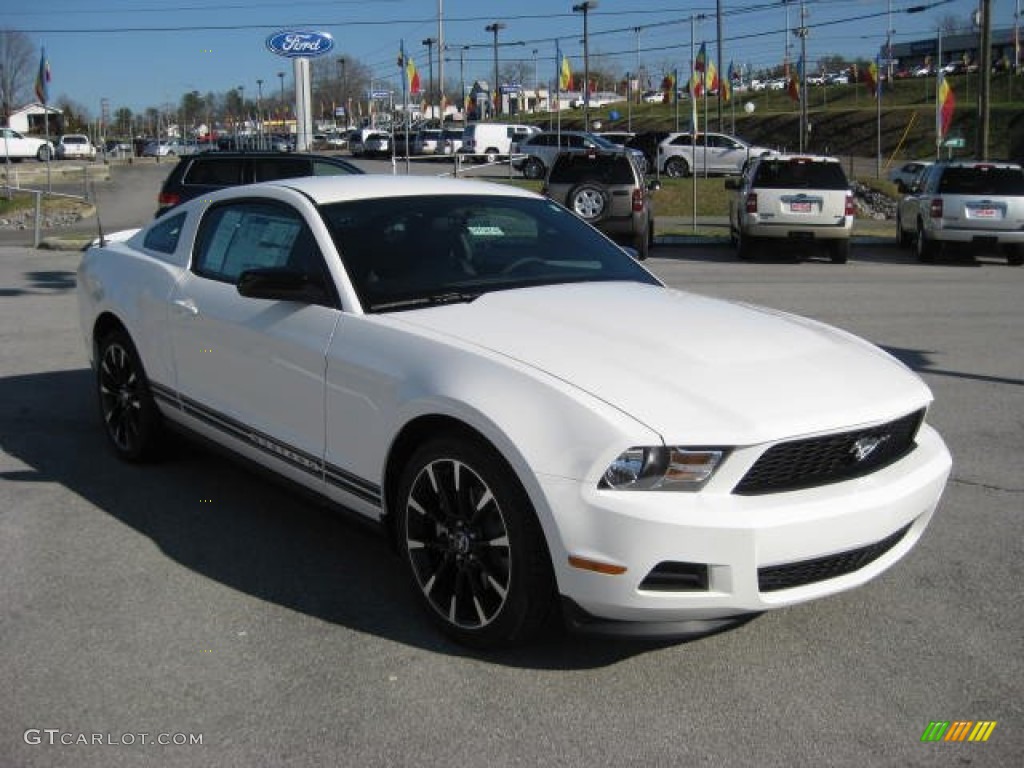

{"left": 265, "top": 30, "right": 334, "bottom": 59}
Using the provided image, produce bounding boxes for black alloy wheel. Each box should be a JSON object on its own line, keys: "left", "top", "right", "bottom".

{"left": 96, "top": 329, "right": 163, "bottom": 461}
{"left": 398, "top": 436, "right": 555, "bottom": 648}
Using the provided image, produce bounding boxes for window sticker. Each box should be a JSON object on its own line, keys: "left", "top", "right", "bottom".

{"left": 467, "top": 225, "right": 504, "bottom": 237}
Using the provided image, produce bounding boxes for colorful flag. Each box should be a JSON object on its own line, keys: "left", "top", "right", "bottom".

{"left": 406, "top": 55, "right": 421, "bottom": 94}
{"left": 560, "top": 55, "right": 572, "bottom": 91}
{"left": 661, "top": 72, "right": 676, "bottom": 104}
{"left": 722, "top": 61, "right": 734, "bottom": 103}
{"left": 707, "top": 60, "right": 720, "bottom": 93}
{"left": 35, "top": 47, "right": 51, "bottom": 105}
{"left": 695, "top": 42, "right": 707, "bottom": 73}
{"left": 938, "top": 76, "right": 955, "bottom": 137}
{"left": 689, "top": 70, "right": 703, "bottom": 99}
{"left": 865, "top": 60, "right": 879, "bottom": 98}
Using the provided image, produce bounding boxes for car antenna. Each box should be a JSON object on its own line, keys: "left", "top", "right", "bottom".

{"left": 92, "top": 179, "right": 106, "bottom": 248}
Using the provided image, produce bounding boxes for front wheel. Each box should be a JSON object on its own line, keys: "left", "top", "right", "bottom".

{"left": 522, "top": 157, "right": 545, "bottom": 180}
{"left": 397, "top": 435, "right": 556, "bottom": 648}
{"left": 96, "top": 329, "right": 164, "bottom": 462}
{"left": 664, "top": 156, "right": 689, "bottom": 178}
{"left": 37, "top": 146, "right": 52, "bottom": 161}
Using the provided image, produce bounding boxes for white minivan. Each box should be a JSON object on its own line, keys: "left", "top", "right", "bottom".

{"left": 459, "top": 123, "right": 539, "bottom": 163}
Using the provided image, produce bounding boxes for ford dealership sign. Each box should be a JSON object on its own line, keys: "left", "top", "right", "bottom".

{"left": 265, "top": 30, "right": 334, "bottom": 58}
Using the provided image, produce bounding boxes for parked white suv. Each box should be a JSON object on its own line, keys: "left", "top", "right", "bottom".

{"left": 896, "top": 160, "right": 1024, "bottom": 265}
{"left": 657, "top": 132, "right": 775, "bottom": 177}
{"left": 726, "top": 154, "right": 855, "bottom": 263}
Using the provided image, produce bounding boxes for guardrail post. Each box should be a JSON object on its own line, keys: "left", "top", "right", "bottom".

{"left": 83, "top": 165, "right": 89, "bottom": 200}
{"left": 33, "top": 191, "right": 42, "bottom": 248}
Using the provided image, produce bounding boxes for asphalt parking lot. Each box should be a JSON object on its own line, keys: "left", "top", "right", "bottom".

{"left": 1, "top": 168, "right": 1022, "bottom": 767}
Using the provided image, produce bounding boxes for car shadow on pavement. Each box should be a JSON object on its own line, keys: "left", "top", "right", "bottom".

{"left": 0, "top": 269, "right": 77, "bottom": 297}
{"left": 0, "top": 368, "right": 755, "bottom": 668}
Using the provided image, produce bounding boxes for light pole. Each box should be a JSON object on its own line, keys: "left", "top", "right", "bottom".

{"left": 572, "top": 2, "right": 597, "bottom": 132}
{"left": 422, "top": 38, "right": 437, "bottom": 120}
{"left": 238, "top": 85, "right": 245, "bottom": 142}
{"left": 532, "top": 49, "right": 538, "bottom": 112}
{"left": 795, "top": 1, "right": 808, "bottom": 152}
{"left": 277, "top": 71, "right": 285, "bottom": 130}
{"left": 485, "top": 22, "right": 506, "bottom": 117}
{"left": 256, "top": 78, "right": 263, "bottom": 146}
{"left": 342, "top": 57, "right": 350, "bottom": 129}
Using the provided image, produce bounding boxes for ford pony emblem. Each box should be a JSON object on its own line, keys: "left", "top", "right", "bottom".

{"left": 265, "top": 30, "right": 335, "bottom": 59}
{"left": 850, "top": 434, "right": 891, "bottom": 463}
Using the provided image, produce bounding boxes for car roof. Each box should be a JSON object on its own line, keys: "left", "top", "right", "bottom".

{"left": 933, "top": 159, "right": 1022, "bottom": 170}
{"left": 756, "top": 153, "right": 841, "bottom": 163}
{"left": 252, "top": 174, "right": 542, "bottom": 205}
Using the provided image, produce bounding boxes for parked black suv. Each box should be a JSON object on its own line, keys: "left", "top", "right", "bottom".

{"left": 155, "top": 151, "right": 363, "bottom": 217}
{"left": 542, "top": 150, "right": 659, "bottom": 259}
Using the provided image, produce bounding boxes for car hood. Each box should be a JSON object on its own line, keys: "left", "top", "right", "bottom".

{"left": 390, "top": 282, "right": 931, "bottom": 445}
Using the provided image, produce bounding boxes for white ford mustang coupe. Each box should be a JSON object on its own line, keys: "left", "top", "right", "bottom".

{"left": 77, "top": 176, "right": 951, "bottom": 647}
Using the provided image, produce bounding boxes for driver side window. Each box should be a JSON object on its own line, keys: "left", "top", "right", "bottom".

{"left": 192, "top": 201, "right": 323, "bottom": 285}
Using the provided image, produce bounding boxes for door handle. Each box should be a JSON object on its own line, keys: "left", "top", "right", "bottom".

{"left": 172, "top": 298, "right": 199, "bottom": 316}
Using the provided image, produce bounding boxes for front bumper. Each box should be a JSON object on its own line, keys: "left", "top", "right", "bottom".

{"left": 540, "top": 424, "right": 951, "bottom": 626}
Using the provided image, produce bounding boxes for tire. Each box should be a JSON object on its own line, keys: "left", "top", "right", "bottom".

{"left": 484, "top": 148, "right": 499, "bottom": 164}
{"left": 397, "top": 435, "right": 556, "bottom": 648}
{"left": 915, "top": 221, "right": 936, "bottom": 263}
{"left": 664, "top": 156, "right": 690, "bottom": 178}
{"left": 567, "top": 183, "right": 610, "bottom": 223}
{"left": 896, "top": 213, "right": 913, "bottom": 248}
{"left": 736, "top": 230, "right": 756, "bottom": 260}
{"left": 1007, "top": 245, "right": 1023, "bottom": 266}
{"left": 37, "top": 146, "right": 51, "bottom": 162}
{"left": 829, "top": 239, "right": 850, "bottom": 264}
{"left": 522, "top": 157, "right": 545, "bottom": 180}
{"left": 633, "top": 221, "right": 651, "bottom": 261}
{"left": 96, "top": 329, "right": 164, "bottom": 462}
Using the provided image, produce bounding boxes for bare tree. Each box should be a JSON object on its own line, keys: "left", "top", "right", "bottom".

{"left": 1, "top": 29, "right": 35, "bottom": 124}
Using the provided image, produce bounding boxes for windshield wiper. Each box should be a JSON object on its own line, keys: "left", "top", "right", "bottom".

{"left": 370, "top": 291, "right": 482, "bottom": 311}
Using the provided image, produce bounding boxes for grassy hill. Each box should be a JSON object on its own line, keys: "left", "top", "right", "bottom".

{"left": 518, "top": 71, "right": 1024, "bottom": 174}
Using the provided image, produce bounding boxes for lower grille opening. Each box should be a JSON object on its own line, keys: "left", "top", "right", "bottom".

{"left": 758, "top": 523, "right": 912, "bottom": 593}
{"left": 639, "top": 562, "right": 709, "bottom": 592}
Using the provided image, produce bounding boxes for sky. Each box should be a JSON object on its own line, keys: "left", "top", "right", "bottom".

{"left": 2, "top": 0, "right": 1015, "bottom": 118}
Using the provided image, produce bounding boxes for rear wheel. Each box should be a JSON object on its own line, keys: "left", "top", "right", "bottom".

{"left": 915, "top": 221, "right": 936, "bottom": 263}
{"left": 484, "top": 148, "right": 499, "bottom": 164}
{"left": 37, "top": 146, "right": 52, "bottom": 161}
{"left": 1007, "top": 245, "right": 1023, "bottom": 266}
{"left": 664, "top": 156, "right": 690, "bottom": 178}
{"left": 829, "top": 239, "right": 850, "bottom": 264}
{"left": 736, "top": 230, "right": 756, "bottom": 260}
{"left": 397, "top": 435, "right": 556, "bottom": 648}
{"left": 896, "top": 213, "right": 913, "bottom": 248}
{"left": 633, "top": 221, "right": 651, "bottom": 260}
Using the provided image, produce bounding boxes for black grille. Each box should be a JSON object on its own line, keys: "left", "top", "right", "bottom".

{"left": 758, "top": 524, "right": 912, "bottom": 593}
{"left": 734, "top": 410, "right": 925, "bottom": 495}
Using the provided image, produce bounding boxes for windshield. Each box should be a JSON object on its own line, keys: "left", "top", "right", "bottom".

{"left": 590, "top": 134, "right": 620, "bottom": 150}
{"left": 319, "top": 194, "right": 659, "bottom": 312}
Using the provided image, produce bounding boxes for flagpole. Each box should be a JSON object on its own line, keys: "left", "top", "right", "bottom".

{"left": 936, "top": 28, "right": 942, "bottom": 159}
{"left": 876, "top": 54, "right": 882, "bottom": 177}
{"left": 702, "top": 60, "right": 708, "bottom": 178}
{"left": 555, "top": 40, "right": 562, "bottom": 140}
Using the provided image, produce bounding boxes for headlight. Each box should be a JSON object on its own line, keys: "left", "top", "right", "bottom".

{"left": 600, "top": 447, "right": 725, "bottom": 491}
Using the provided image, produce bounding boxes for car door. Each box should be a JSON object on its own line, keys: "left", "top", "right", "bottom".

{"left": 168, "top": 198, "right": 341, "bottom": 484}
{"left": 709, "top": 135, "right": 748, "bottom": 174}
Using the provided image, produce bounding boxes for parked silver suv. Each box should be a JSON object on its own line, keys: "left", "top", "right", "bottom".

{"left": 725, "top": 154, "right": 854, "bottom": 263}
{"left": 542, "top": 150, "right": 659, "bottom": 259}
{"left": 895, "top": 160, "right": 1024, "bottom": 265}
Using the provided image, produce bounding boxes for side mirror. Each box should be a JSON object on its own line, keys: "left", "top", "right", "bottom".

{"left": 237, "top": 267, "right": 328, "bottom": 305}
{"left": 647, "top": 179, "right": 662, "bottom": 192}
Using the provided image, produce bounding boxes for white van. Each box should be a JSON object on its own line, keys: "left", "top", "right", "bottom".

{"left": 460, "top": 123, "right": 539, "bottom": 163}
